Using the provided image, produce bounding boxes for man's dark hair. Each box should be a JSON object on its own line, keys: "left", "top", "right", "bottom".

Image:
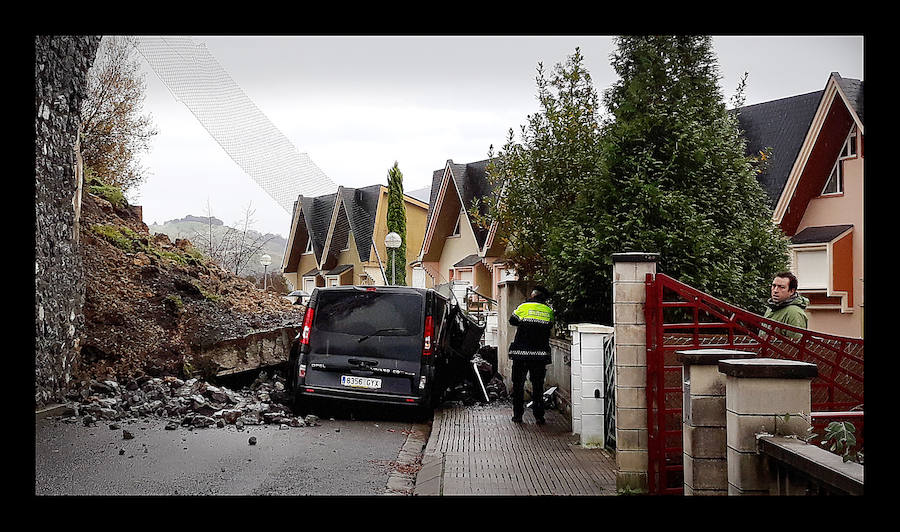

{"left": 775, "top": 271, "right": 798, "bottom": 292}
{"left": 531, "top": 285, "right": 550, "bottom": 303}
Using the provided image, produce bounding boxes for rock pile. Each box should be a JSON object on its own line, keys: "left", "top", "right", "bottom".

{"left": 62, "top": 369, "right": 320, "bottom": 430}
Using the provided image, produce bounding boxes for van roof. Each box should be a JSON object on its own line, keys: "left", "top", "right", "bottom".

{"left": 316, "top": 285, "right": 429, "bottom": 295}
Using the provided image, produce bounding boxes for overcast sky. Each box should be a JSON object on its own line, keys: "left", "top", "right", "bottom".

{"left": 130, "top": 35, "right": 864, "bottom": 238}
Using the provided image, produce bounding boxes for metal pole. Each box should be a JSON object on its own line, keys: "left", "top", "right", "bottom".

{"left": 263, "top": 265, "right": 268, "bottom": 291}
{"left": 391, "top": 249, "right": 395, "bottom": 285}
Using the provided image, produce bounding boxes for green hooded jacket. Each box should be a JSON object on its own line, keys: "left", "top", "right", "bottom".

{"left": 763, "top": 293, "right": 809, "bottom": 339}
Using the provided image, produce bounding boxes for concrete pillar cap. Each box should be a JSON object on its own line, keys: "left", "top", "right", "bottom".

{"left": 675, "top": 349, "right": 758, "bottom": 365}
{"left": 611, "top": 252, "right": 659, "bottom": 263}
{"left": 568, "top": 323, "right": 615, "bottom": 334}
{"left": 717, "top": 358, "right": 818, "bottom": 379}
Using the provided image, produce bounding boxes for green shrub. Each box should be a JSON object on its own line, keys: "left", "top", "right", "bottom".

{"left": 197, "top": 284, "right": 221, "bottom": 302}
{"left": 821, "top": 421, "right": 863, "bottom": 463}
{"left": 91, "top": 224, "right": 138, "bottom": 252}
{"left": 87, "top": 180, "right": 127, "bottom": 209}
{"left": 164, "top": 294, "right": 184, "bottom": 312}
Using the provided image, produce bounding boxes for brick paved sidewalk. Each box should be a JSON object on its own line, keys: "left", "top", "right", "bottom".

{"left": 414, "top": 400, "right": 617, "bottom": 496}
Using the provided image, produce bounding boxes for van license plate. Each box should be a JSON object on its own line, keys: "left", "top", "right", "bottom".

{"left": 341, "top": 375, "right": 382, "bottom": 389}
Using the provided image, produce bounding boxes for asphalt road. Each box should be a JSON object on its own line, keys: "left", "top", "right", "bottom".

{"left": 35, "top": 408, "right": 429, "bottom": 496}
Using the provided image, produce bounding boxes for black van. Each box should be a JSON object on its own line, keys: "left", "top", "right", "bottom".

{"left": 286, "top": 285, "right": 482, "bottom": 417}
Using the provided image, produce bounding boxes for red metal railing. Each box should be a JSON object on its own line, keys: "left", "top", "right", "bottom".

{"left": 645, "top": 273, "right": 864, "bottom": 495}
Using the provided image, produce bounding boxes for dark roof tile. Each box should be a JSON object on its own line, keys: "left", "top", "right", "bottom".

{"left": 325, "top": 264, "right": 354, "bottom": 275}
{"left": 736, "top": 90, "right": 823, "bottom": 207}
{"left": 453, "top": 254, "right": 482, "bottom": 267}
{"left": 790, "top": 224, "right": 853, "bottom": 244}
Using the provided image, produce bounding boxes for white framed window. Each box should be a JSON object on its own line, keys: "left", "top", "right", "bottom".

{"left": 822, "top": 161, "right": 843, "bottom": 195}
{"left": 449, "top": 216, "right": 460, "bottom": 237}
{"left": 822, "top": 127, "right": 858, "bottom": 196}
{"left": 840, "top": 127, "right": 858, "bottom": 159}
{"left": 793, "top": 247, "right": 828, "bottom": 290}
{"left": 303, "top": 277, "right": 316, "bottom": 293}
{"left": 412, "top": 267, "right": 426, "bottom": 288}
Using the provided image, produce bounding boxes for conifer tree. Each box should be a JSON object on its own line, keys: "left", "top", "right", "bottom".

{"left": 593, "top": 35, "right": 789, "bottom": 317}
{"left": 486, "top": 39, "right": 790, "bottom": 324}
{"left": 385, "top": 162, "right": 408, "bottom": 286}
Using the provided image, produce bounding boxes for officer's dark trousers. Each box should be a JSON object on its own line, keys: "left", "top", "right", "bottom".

{"left": 511, "top": 359, "right": 547, "bottom": 421}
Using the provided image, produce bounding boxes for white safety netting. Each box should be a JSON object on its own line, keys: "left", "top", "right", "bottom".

{"left": 132, "top": 36, "right": 337, "bottom": 213}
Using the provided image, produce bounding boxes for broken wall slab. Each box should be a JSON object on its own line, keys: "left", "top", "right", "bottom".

{"left": 191, "top": 326, "right": 300, "bottom": 377}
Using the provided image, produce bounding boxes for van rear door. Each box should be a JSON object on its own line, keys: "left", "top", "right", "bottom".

{"left": 304, "top": 288, "right": 425, "bottom": 397}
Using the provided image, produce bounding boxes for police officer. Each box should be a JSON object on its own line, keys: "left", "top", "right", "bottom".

{"left": 508, "top": 286, "right": 554, "bottom": 425}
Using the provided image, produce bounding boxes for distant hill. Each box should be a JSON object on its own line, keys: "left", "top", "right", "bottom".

{"left": 163, "top": 214, "right": 224, "bottom": 226}
{"left": 148, "top": 218, "right": 288, "bottom": 278}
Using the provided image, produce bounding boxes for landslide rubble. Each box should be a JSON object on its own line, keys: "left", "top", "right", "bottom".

{"left": 73, "top": 186, "right": 302, "bottom": 391}
{"left": 61, "top": 370, "right": 320, "bottom": 430}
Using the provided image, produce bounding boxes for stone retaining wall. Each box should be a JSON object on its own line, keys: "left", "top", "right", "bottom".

{"left": 35, "top": 35, "right": 101, "bottom": 406}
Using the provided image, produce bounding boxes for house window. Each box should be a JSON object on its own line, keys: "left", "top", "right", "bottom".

{"left": 822, "top": 161, "right": 843, "bottom": 195}
{"left": 793, "top": 248, "right": 828, "bottom": 290}
{"left": 303, "top": 277, "right": 316, "bottom": 293}
{"left": 822, "top": 128, "right": 857, "bottom": 196}
{"left": 304, "top": 239, "right": 313, "bottom": 254}
{"left": 840, "top": 127, "right": 858, "bottom": 159}
{"left": 450, "top": 216, "right": 460, "bottom": 237}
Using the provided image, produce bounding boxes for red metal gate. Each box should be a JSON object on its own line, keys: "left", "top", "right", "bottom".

{"left": 644, "top": 273, "right": 864, "bottom": 495}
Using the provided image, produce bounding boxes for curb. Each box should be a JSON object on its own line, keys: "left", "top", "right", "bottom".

{"left": 35, "top": 403, "right": 76, "bottom": 420}
{"left": 413, "top": 407, "right": 445, "bottom": 496}
{"left": 384, "top": 420, "right": 433, "bottom": 495}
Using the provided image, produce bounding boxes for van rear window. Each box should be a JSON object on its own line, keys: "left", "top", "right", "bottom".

{"left": 314, "top": 291, "right": 424, "bottom": 337}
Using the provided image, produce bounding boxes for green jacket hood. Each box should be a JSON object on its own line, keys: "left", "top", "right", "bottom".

{"left": 766, "top": 293, "right": 809, "bottom": 311}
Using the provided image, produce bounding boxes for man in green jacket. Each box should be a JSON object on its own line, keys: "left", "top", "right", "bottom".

{"left": 764, "top": 272, "right": 809, "bottom": 340}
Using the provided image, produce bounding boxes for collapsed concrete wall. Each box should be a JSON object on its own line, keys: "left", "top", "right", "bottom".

{"left": 192, "top": 326, "right": 301, "bottom": 378}
{"left": 35, "top": 35, "right": 101, "bottom": 407}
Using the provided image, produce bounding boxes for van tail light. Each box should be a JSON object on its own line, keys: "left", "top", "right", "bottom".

{"left": 423, "top": 315, "right": 434, "bottom": 356}
{"left": 300, "top": 306, "right": 315, "bottom": 345}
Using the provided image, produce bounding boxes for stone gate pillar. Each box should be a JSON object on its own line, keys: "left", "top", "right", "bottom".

{"left": 611, "top": 252, "right": 658, "bottom": 493}
{"left": 677, "top": 349, "right": 757, "bottom": 495}
{"left": 718, "top": 358, "right": 817, "bottom": 495}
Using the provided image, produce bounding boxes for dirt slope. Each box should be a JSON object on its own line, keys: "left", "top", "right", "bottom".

{"left": 75, "top": 190, "right": 302, "bottom": 383}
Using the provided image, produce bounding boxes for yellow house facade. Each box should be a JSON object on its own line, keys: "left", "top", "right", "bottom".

{"left": 282, "top": 184, "right": 428, "bottom": 291}
{"left": 417, "top": 159, "right": 506, "bottom": 302}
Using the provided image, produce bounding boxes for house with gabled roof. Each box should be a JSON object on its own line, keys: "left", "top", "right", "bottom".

{"left": 415, "top": 159, "right": 512, "bottom": 302}
{"left": 282, "top": 184, "right": 429, "bottom": 293}
{"left": 737, "top": 72, "right": 864, "bottom": 337}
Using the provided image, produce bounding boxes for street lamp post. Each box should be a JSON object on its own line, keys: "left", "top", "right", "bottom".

{"left": 384, "top": 232, "right": 401, "bottom": 286}
{"left": 259, "top": 253, "right": 272, "bottom": 291}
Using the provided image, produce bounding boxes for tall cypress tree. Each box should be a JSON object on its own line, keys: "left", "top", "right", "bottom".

{"left": 592, "top": 35, "right": 789, "bottom": 316}
{"left": 385, "top": 161, "right": 407, "bottom": 286}
{"left": 486, "top": 39, "right": 789, "bottom": 325}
